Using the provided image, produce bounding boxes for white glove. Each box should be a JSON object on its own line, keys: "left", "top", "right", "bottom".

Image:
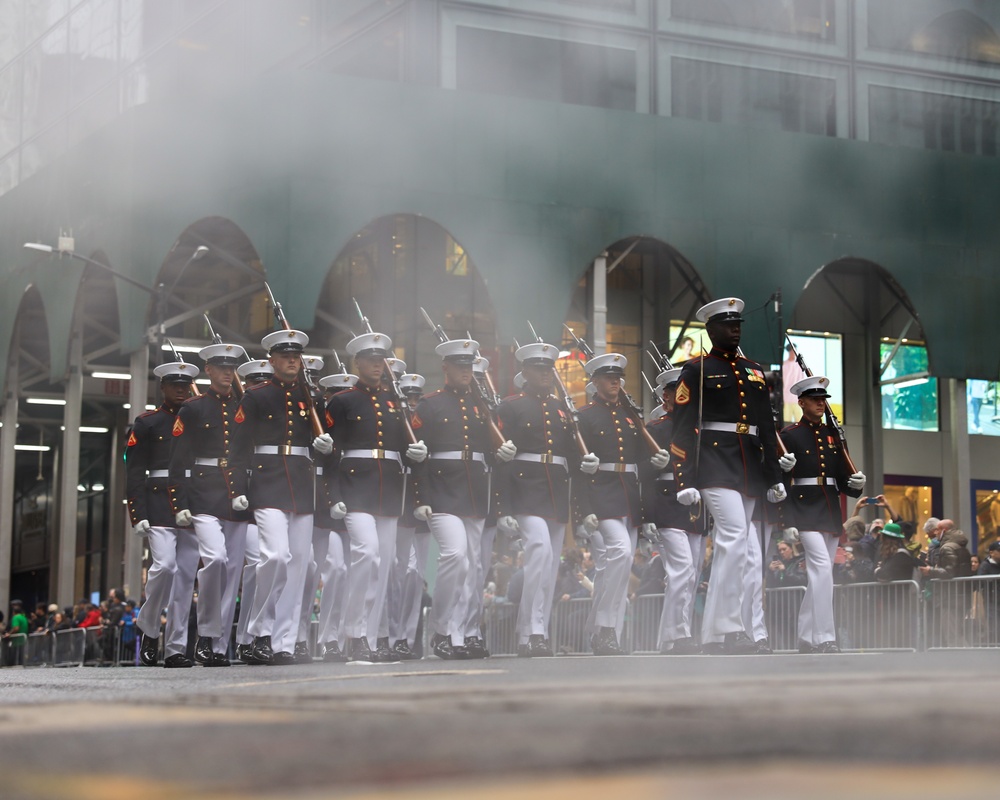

{"left": 312, "top": 433, "right": 333, "bottom": 455}
{"left": 778, "top": 452, "right": 797, "bottom": 473}
{"left": 574, "top": 524, "right": 592, "bottom": 543}
{"left": 637, "top": 538, "right": 653, "bottom": 558}
{"left": 232, "top": 495, "right": 249, "bottom": 512}
{"left": 676, "top": 488, "right": 700, "bottom": 506}
{"left": 650, "top": 449, "right": 670, "bottom": 470}
{"left": 767, "top": 484, "right": 787, "bottom": 503}
{"left": 580, "top": 453, "right": 600, "bottom": 475}
{"left": 582, "top": 514, "right": 599, "bottom": 534}
{"left": 132, "top": 519, "right": 151, "bottom": 536}
{"left": 406, "top": 440, "right": 428, "bottom": 463}
{"left": 640, "top": 522, "right": 658, "bottom": 540}
{"left": 175, "top": 509, "right": 193, "bottom": 527}
{"left": 498, "top": 515, "right": 520, "bottom": 535}
{"left": 496, "top": 440, "right": 517, "bottom": 463}
{"left": 330, "top": 501, "right": 347, "bottom": 520}
{"left": 847, "top": 471, "right": 866, "bottom": 491}
{"left": 414, "top": 505, "right": 433, "bottom": 522}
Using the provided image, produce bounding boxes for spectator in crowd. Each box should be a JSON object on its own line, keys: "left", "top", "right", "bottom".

{"left": 766, "top": 540, "right": 807, "bottom": 588}
{"left": 920, "top": 527, "right": 973, "bottom": 647}
{"left": 3, "top": 600, "right": 29, "bottom": 665}
{"left": 970, "top": 555, "right": 980, "bottom": 574}
{"left": 875, "top": 523, "right": 917, "bottom": 582}
{"left": 978, "top": 542, "right": 1000, "bottom": 644}
{"left": 28, "top": 603, "right": 48, "bottom": 633}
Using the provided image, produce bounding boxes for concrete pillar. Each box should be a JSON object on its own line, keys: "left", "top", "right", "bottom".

{"left": 640, "top": 253, "right": 656, "bottom": 412}
{"left": 56, "top": 328, "right": 83, "bottom": 607}
{"left": 122, "top": 345, "right": 149, "bottom": 600}
{"left": 862, "top": 273, "right": 884, "bottom": 489}
{"left": 0, "top": 356, "right": 18, "bottom": 615}
{"left": 945, "top": 378, "right": 972, "bottom": 531}
{"left": 592, "top": 254, "right": 608, "bottom": 356}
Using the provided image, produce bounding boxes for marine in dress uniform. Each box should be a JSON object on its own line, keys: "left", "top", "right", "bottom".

{"left": 671, "top": 298, "right": 786, "bottom": 654}
{"left": 232, "top": 358, "right": 273, "bottom": 664}
{"left": 126, "top": 362, "right": 201, "bottom": 668}
{"left": 388, "top": 372, "right": 429, "bottom": 660}
{"left": 495, "top": 341, "right": 575, "bottom": 657}
{"left": 229, "top": 330, "right": 331, "bottom": 665}
{"left": 779, "top": 375, "right": 865, "bottom": 653}
{"left": 168, "top": 342, "right": 249, "bottom": 667}
{"left": 325, "top": 332, "right": 427, "bottom": 663}
{"left": 641, "top": 367, "right": 706, "bottom": 655}
{"left": 316, "top": 371, "right": 359, "bottom": 664}
{"left": 412, "top": 339, "right": 506, "bottom": 659}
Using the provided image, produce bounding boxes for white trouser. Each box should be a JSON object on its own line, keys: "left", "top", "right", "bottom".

{"left": 318, "top": 529, "right": 350, "bottom": 646}
{"left": 657, "top": 528, "right": 706, "bottom": 646}
{"left": 590, "top": 518, "right": 636, "bottom": 631}
{"left": 387, "top": 525, "right": 416, "bottom": 643}
{"left": 515, "top": 515, "right": 565, "bottom": 643}
{"left": 700, "top": 488, "right": 757, "bottom": 643}
{"left": 138, "top": 527, "right": 200, "bottom": 658}
{"left": 297, "top": 526, "right": 333, "bottom": 644}
{"left": 797, "top": 530, "right": 839, "bottom": 646}
{"left": 402, "top": 534, "right": 431, "bottom": 646}
{"left": 455, "top": 519, "right": 489, "bottom": 640}
{"left": 741, "top": 520, "right": 770, "bottom": 642}
{"left": 235, "top": 523, "right": 260, "bottom": 646}
{"left": 343, "top": 513, "right": 398, "bottom": 646}
{"left": 585, "top": 531, "right": 606, "bottom": 636}
{"left": 193, "top": 515, "right": 248, "bottom": 653}
{"left": 248, "top": 509, "right": 313, "bottom": 654}
{"left": 428, "top": 514, "right": 474, "bottom": 645}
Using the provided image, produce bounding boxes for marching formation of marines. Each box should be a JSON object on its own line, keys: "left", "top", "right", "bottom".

{"left": 125, "top": 296, "right": 865, "bottom": 665}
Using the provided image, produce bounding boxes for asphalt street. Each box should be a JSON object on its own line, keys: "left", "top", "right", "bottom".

{"left": 0, "top": 651, "right": 995, "bottom": 799}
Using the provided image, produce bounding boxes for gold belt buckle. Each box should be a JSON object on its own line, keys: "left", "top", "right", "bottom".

{"left": 539, "top": 453, "right": 553, "bottom": 464}
{"left": 372, "top": 449, "right": 384, "bottom": 458}
{"left": 218, "top": 458, "right": 228, "bottom": 468}
{"left": 279, "top": 445, "right": 292, "bottom": 456}
{"left": 461, "top": 451, "right": 472, "bottom": 461}
{"left": 736, "top": 423, "right": 750, "bottom": 434}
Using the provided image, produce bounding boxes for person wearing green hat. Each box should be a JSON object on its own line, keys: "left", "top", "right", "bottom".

{"left": 874, "top": 522, "right": 917, "bottom": 582}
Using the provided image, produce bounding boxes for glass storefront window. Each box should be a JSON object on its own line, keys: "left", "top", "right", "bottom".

{"left": 883, "top": 476, "right": 939, "bottom": 548}
{"left": 671, "top": 57, "right": 836, "bottom": 136}
{"left": 968, "top": 379, "right": 1000, "bottom": 435}
{"left": 670, "top": 0, "right": 837, "bottom": 40}
{"left": 782, "top": 330, "right": 844, "bottom": 425}
{"left": 867, "top": 0, "right": 1000, "bottom": 65}
{"left": 880, "top": 340, "right": 938, "bottom": 431}
{"left": 973, "top": 482, "right": 1000, "bottom": 557}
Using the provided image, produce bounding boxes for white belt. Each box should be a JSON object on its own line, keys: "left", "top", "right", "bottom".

{"left": 656, "top": 471, "right": 675, "bottom": 481}
{"left": 514, "top": 453, "right": 568, "bottom": 468}
{"left": 430, "top": 451, "right": 486, "bottom": 462}
{"left": 702, "top": 421, "right": 759, "bottom": 436}
{"left": 195, "top": 457, "right": 230, "bottom": 467}
{"left": 254, "top": 445, "right": 311, "bottom": 457}
{"left": 146, "top": 470, "right": 168, "bottom": 479}
{"left": 597, "top": 463, "right": 637, "bottom": 474}
{"left": 343, "top": 449, "right": 401, "bottom": 461}
{"left": 793, "top": 477, "right": 837, "bottom": 486}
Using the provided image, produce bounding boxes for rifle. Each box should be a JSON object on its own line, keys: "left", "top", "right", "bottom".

{"left": 785, "top": 334, "right": 858, "bottom": 473}
{"left": 467, "top": 330, "right": 502, "bottom": 410}
{"left": 647, "top": 340, "right": 674, "bottom": 373}
{"left": 203, "top": 313, "right": 244, "bottom": 397}
{"left": 526, "top": 321, "right": 588, "bottom": 457}
{"left": 165, "top": 338, "right": 200, "bottom": 397}
{"left": 352, "top": 298, "right": 418, "bottom": 444}
{"left": 562, "top": 324, "right": 661, "bottom": 455}
{"left": 331, "top": 348, "right": 348, "bottom": 375}
{"left": 418, "top": 309, "right": 505, "bottom": 448}
{"left": 263, "top": 282, "right": 323, "bottom": 437}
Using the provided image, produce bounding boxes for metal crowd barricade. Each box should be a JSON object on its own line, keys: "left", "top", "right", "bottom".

{"left": 549, "top": 596, "right": 596, "bottom": 654}
{"left": 926, "top": 574, "right": 1000, "bottom": 649}
{"left": 629, "top": 594, "right": 664, "bottom": 654}
{"left": 25, "top": 632, "right": 53, "bottom": 666}
{"left": 52, "top": 628, "right": 86, "bottom": 666}
{"left": 763, "top": 586, "right": 806, "bottom": 653}
{"left": 833, "top": 580, "right": 922, "bottom": 651}
{"left": 1, "top": 632, "right": 28, "bottom": 666}
{"left": 483, "top": 600, "right": 519, "bottom": 655}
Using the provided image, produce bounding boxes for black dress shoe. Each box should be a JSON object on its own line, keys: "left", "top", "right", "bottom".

{"left": 294, "top": 641, "right": 313, "bottom": 664}
{"left": 323, "top": 642, "right": 348, "bottom": 663}
{"left": 373, "top": 637, "right": 400, "bottom": 663}
{"left": 238, "top": 643, "right": 265, "bottom": 665}
{"left": 195, "top": 636, "right": 215, "bottom": 666}
{"left": 346, "top": 637, "right": 375, "bottom": 664}
{"left": 798, "top": 641, "right": 816, "bottom": 654}
{"left": 592, "top": 627, "right": 625, "bottom": 656}
{"left": 250, "top": 635, "right": 275, "bottom": 665}
{"left": 527, "top": 634, "right": 553, "bottom": 657}
{"left": 754, "top": 638, "right": 773, "bottom": 655}
{"left": 431, "top": 633, "right": 454, "bottom": 660}
{"left": 723, "top": 631, "right": 757, "bottom": 655}
{"left": 272, "top": 651, "right": 297, "bottom": 666}
{"left": 392, "top": 640, "right": 417, "bottom": 660}
{"left": 449, "top": 643, "right": 471, "bottom": 660}
{"left": 816, "top": 641, "right": 841, "bottom": 654}
{"left": 163, "top": 653, "right": 194, "bottom": 668}
{"left": 701, "top": 641, "right": 726, "bottom": 655}
{"left": 516, "top": 643, "right": 532, "bottom": 658}
{"left": 661, "top": 637, "right": 700, "bottom": 655}
{"left": 209, "top": 652, "right": 231, "bottom": 667}
{"left": 139, "top": 634, "right": 159, "bottom": 667}
{"left": 464, "top": 637, "right": 490, "bottom": 659}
